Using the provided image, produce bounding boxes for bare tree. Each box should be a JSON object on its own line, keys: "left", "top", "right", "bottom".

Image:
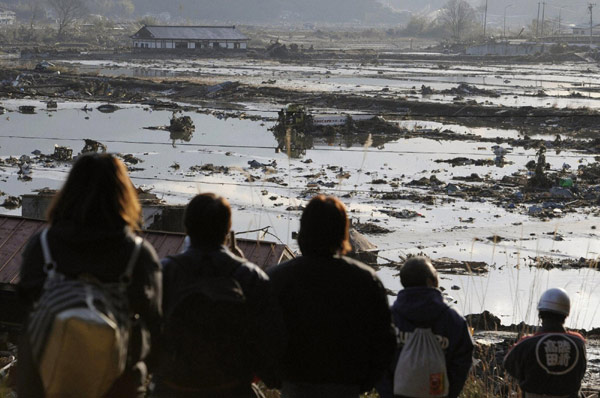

{"left": 25, "top": 0, "right": 44, "bottom": 30}
{"left": 441, "top": 0, "right": 476, "bottom": 41}
{"left": 47, "top": 0, "right": 87, "bottom": 38}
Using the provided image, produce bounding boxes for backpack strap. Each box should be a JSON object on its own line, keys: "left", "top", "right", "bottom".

{"left": 119, "top": 236, "right": 143, "bottom": 288}
{"left": 39, "top": 227, "right": 57, "bottom": 274}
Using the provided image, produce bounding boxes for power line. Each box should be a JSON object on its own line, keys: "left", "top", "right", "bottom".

{"left": 0, "top": 134, "right": 597, "bottom": 159}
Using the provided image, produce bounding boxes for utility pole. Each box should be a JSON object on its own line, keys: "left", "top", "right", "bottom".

{"left": 536, "top": 2, "right": 541, "bottom": 37}
{"left": 483, "top": 0, "right": 488, "bottom": 39}
{"left": 558, "top": 9, "right": 561, "bottom": 36}
{"left": 590, "top": 3, "right": 596, "bottom": 48}
{"left": 541, "top": 2, "right": 546, "bottom": 38}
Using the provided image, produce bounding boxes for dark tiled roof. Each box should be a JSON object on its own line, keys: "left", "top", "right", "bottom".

{"left": 0, "top": 215, "right": 293, "bottom": 285}
{"left": 133, "top": 25, "right": 248, "bottom": 41}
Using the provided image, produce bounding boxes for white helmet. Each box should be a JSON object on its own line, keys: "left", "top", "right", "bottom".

{"left": 537, "top": 288, "right": 570, "bottom": 316}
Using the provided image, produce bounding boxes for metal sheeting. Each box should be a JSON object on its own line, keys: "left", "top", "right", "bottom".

{"left": 0, "top": 215, "right": 293, "bottom": 284}
{"left": 135, "top": 26, "right": 248, "bottom": 41}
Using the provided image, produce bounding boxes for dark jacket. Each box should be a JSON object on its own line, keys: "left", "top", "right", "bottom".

{"left": 504, "top": 331, "right": 586, "bottom": 398}
{"left": 378, "top": 287, "right": 474, "bottom": 398}
{"left": 17, "top": 225, "right": 163, "bottom": 398}
{"left": 158, "top": 246, "right": 286, "bottom": 396}
{"left": 267, "top": 254, "right": 396, "bottom": 391}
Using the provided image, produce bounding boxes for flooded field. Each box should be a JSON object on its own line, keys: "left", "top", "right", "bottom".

{"left": 3, "top": 51, "right": 600, "bottom": 386}
{"left": 1, "top": 95, "right": 600, "bottom": 335}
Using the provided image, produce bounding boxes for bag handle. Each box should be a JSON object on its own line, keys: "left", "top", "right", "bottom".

{"left": 39, "top": 227, "right": 56, "bottom": 274}
{"left": 120, "top": 236, "right": 143, "bottom": 287}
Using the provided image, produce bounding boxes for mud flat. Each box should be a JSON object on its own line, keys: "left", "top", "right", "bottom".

{"left": 2, "top": 53, "right": 600, "bottom": 332}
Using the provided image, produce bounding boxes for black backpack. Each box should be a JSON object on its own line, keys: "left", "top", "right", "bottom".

{"left": 162, "top": 252, "right": 256, "bottom": 390}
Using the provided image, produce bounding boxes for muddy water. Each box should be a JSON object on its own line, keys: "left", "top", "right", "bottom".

{"left": 61, "top": 58, "right": 600, "bottom": 108}
{"left": 1, "top": 100, "right": 600, "bottom": 330}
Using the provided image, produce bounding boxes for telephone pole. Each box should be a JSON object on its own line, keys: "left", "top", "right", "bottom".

{"left": 536, "top": 2, "right": 541, "bottom": 37}
{"left": 590, "top": 3, "right": 596, "bottom": 48}
{"left": 540, "top": 2, "right": 546, "bottom": 38}
{"left": 483, "top": 0, "right": 488, "bottom": 38}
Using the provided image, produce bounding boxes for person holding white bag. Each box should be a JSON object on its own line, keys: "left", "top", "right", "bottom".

{"left": 377, "top": 256, "right": 474, "bottom": 398}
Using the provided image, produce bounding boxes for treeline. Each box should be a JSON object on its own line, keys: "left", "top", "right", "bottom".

{"left": 0, "top": 0, "right": 406, "bottom": 23}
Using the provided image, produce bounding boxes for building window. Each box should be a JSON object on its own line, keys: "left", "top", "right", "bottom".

{"left": 213, "top": 42, "right": 220, "bottom": 48}
{"left": 175, "top": 42, "right": 187, "bottom": 49}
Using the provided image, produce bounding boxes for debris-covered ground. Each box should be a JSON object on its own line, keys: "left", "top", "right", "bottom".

{"left": 2, "top": 51, "right": 600, "bottom": 335}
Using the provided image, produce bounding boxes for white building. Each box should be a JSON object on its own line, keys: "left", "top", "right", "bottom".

{"left": 571, "top": 24, "right": 600, "bottom": 36}
{"left": 131, "top": 25, "right": 249, "bottom": 50}
{"left": 0, "top": 10, "right": 16, "bottom": 26}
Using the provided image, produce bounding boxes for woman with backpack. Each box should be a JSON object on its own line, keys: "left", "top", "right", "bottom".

{"left": 17, "top": 153, "right": 163, "bottom": 398}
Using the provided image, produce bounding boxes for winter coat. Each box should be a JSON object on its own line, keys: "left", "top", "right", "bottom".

{"left": 504, "top": 331, "right": 586, "bottom": 398}
{"left": 17, "top": 225, "right": 163, "bottom": 398}
{"left": 267, "top": 254, "right": 397, "bottom": 392}
{"left": 378, "top": 287, "right": 474, "bottom": 398}
{"left": 157, "top": 246, "right": 286, "bottom": 397}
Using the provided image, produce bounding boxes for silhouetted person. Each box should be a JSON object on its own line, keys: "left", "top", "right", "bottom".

{"left": 155, "top": 193, "right": 285, "bottom": 398}
{"left": 377, "top": 256, "right": 473, "bottom": 398}
{"left": 268, "top": 195, "right": 396, "bottom": 398}
{"left": 504, "top": 288, "right": 586, "bottom": 398}
{"left": 18, "top": 153, "right": 162, "bottom": 397}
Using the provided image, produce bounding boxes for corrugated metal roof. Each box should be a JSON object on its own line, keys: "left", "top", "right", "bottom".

{"left": 0, "top": 215, "right": 293, "bottom": 285}
{"left": 134, "top": 25, "right": 248, "bottom": 41}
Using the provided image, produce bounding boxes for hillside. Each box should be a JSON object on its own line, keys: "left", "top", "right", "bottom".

{"left": 131, "top": 0, "right": 407, "bottom": 24}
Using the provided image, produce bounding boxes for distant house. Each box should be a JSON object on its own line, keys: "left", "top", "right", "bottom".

{"left": 131, "top": 25, "right": 249, "bottom": 50}
{"left": 0, "top": 10, "right": 16, "bottom": 26}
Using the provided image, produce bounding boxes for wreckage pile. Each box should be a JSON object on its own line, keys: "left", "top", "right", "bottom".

{"left": 169, "top": 114, "right": 195, "bottom": 134}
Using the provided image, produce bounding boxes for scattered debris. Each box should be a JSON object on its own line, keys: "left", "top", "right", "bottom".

{"left": 169, "top": 114, "right": 195, "bottom": 134}
{"left": 121, "top": 154, "right": 142, "bottom": 164}
{"left": 97, "top": 104, "right": 119, "bottom": 113}
{"left": 18, "top": 105, "right": 35, "bottom": 114}
{"left": 248, "top": 159, "right": 277, "bottom": 169}
{"left": 432, "top": 257, "right": 488, "bottom": 274}
{"left": 1, "top": 196, "right": 22, "bottom": 209}
{"left": 380, "top": 209, "right": 423, "bottom": 219}
{"left": 81, "top": 139, "right": 107, "bottom": 154}
{"left": 527, "top": 145, "right": 552, "bottom": 189}
{"left": 52, "top": 145, "right": 73, "bottom": 161}
{"left": 354, "top": 221, "right": 392, "bottom": 235}
{"left": 34, "top": 61, "right": 57, "bottom": 73}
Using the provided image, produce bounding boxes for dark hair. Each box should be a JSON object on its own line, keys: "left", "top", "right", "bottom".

{"left": 298, "top": 195, "right": 351, "bottom": 256}
{"left": 184, "top": 193, "right": 231, "bottom": 248}
{"left": 400, "top": 256, "right": 439, "bottom": 288}
{"left": 539, "top": 310, "right": 567, "bottom": 325}
{"left": 46, "top": 153, "right": 141, "bottom": 230}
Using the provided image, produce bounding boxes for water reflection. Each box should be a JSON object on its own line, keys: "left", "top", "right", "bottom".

{"left": 169, "top": 129, "right": 194, "bottom": 147}
{"left": 271, "top": 116, "right": 402, "bottom": 158}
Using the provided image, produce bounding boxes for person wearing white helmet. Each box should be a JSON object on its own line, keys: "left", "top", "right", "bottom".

{"left": 503, "top": 288, "right": 587, "bottom": 398}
